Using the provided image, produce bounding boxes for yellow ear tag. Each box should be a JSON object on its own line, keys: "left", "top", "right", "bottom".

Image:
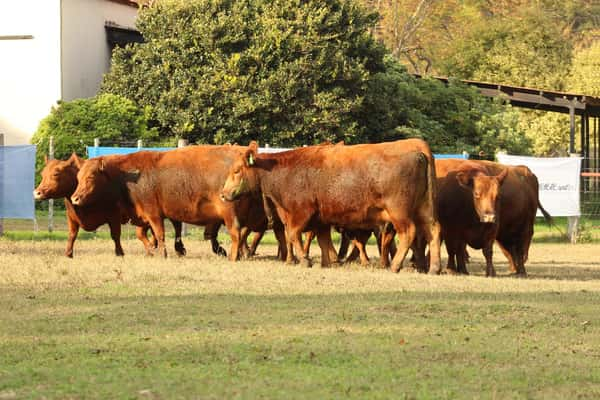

{"left": 248, "top": 154, "right": 254, "bottom": 166}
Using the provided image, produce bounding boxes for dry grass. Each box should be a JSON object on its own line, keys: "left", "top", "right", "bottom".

{"left": 1, "top": 237, "right": 599, "bottom": 295}
{"left": 2, "top": 237, "right": 600, "bottom": 399}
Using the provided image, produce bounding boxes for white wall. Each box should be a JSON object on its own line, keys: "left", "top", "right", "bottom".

{"left": 61, "top": 0, "right": 138, "bottom": 101}
{"left": 0, "top": 0, "right": 62, "bottom": 145}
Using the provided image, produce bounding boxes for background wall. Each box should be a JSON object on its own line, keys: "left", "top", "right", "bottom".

{"left": 61, "top": 0, "right": 137, "bottom": 101}
{"left": 0, "top": 0, "right": 62, "bottom": 145}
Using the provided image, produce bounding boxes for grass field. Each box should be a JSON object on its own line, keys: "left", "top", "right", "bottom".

{"left": 1, "top": 236, "right": 600, "bottom": 399}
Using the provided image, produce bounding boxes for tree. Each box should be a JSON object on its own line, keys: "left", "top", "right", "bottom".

{"left": 360, "top": 57, "right": 531, "bottom": 155}
{"left": 102, "top": 0, "right": 386, "bottom": 146}
{"left": 31, "top": 94, "right": 158, "bottom": 179}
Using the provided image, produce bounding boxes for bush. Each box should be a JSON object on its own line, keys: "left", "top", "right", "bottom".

{"left": 31, "top": 93, "right": 158, "bottom": 181}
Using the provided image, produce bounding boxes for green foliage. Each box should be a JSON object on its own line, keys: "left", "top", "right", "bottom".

{"left": 361, "top": 57, "right": 531, "bottom": 155}
{"left": 439, "top": 9, "right": 572, "bottom": 90}
{"left": 568, "top": 42, "right": 600, "bottom": 96}
{"left": 102, "top": 0, "right": 385, "bottom": 146}
{"left": 31, "top": 94, "right": 158, "bottom": 180}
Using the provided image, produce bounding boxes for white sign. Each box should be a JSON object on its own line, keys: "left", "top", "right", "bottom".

{"left": 496, "top": 154, "right": 582, "bottom": 217}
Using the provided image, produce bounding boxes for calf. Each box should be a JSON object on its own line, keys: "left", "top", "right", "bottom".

{"left": 436, "top": 160, "right": 508, "bottom": 276}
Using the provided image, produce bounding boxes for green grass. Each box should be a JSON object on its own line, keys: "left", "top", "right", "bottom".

{"left": 1, "top": 239, "right": 600, "bottom": 399}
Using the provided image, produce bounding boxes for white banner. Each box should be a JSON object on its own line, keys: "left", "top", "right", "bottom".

{"left": 496, "top": 154, "right": 582, "bottom": 217}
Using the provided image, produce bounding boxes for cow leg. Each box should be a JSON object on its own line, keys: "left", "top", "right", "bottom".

{"left": 389, "top": 218, "right": 416, "bottom": 273}
{"left": 239, "top": 227, "right": 252, "bottom": 260}
{"left": 224, "top": 217, "right": 242, "bottom": 262}
{"left": 316, "top": 226, "right": 335, "bottom": 267}
{"left": 147, "top": 217, "right": 167, "bottom": 257}
{"left": 288, "top": 228, "right": 311, "bottom": 268}
{"left": 248, "top": 230, "right": 265, "bottom": 257}
{"left": 205, "top": 222, "right": 227, "bottom": 257}
{"left": 498, "top": 241, "right": 518, "bottom": 274}
{"left": 482, "top": 242, "right": 496, "bottom": 277}
{"left": 354, "top": 239, "right": 369, "bottom": 266}
{"left": 65, "top": 217, "right": 80, "bottom": 258}
{"left": 108, "top": 219, "right": 125, "bottom": 257}
{"left": 337, "top": 231, "right": 351, "bottom": 262}
{"left": 171, "top": 220, "right": 186, "bottom": 256}
{"left": 456, "top": 243, "right": 469, "bottom": 275}
{"left": 303, "top": 231, "right": 316, "bottom": 257}
{"left": 380, "top": 227, "right": 395, "bottom": 268}
{"left": 135, "top": 226, "right": 154, "bottom": 256}
{"left": 273, "top": 220, "right": 288, "bottom": 262}
{"left": 421, "top": 219, "right": 442, "bottom": 275}
{"left": 345, "top": 244, "right": 360, "bottom": 263}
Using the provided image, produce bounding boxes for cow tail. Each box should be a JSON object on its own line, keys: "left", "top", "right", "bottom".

{"left": 426, "top": 152, "right": 438, "bottom": 220}
{"left": 538, "top": 200, "right": 553, "bottom": 225}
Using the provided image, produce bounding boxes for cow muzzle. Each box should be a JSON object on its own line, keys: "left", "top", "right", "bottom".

{"left": 481, "top": 213, "right": 496, "bottom": 223}
{"left": 33, "top": 189, "right": 45, "bottom": 200}
{"left": 71, "top": 195, "right": 82, "bottom": 205}
{"left": 220, "top": 191, "right": 234, "bottom": 202}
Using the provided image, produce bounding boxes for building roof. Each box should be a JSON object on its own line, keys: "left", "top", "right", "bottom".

{"left": 413, "top": 74, "right": 600, "bottom": 117}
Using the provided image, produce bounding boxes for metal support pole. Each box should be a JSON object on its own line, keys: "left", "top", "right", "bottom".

{"left": 568, "top": 153, "right": 581, "bottom": 244}
{"left": 0, "top": 133, "right": 3, "bottom": 236}
{"left": 137, "top": 139, "right": 143, "bottom": 149}
{"left": 48, "top": 136, "right": 54, "bottom": 233}
{"left": 178, "top": 139, "right": 189, "bottom": 236}
{"left": 94, "top": 138, "right": 100, "bottom": 148}
{"left": 569, "top": 103, "right": 575, "bottom": 154}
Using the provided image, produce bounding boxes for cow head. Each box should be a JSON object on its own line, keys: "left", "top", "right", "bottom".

{"left": 220, "top": 141, "right": 260, "bottom": 202}
{"left": 33, "top": 153, "right": 82, "bottom": 200}
{"left": 456, "top": 168, "right": 508, "bottom": 224}
{"left": 70, "top": 157, "right": 110, "bottom": 206}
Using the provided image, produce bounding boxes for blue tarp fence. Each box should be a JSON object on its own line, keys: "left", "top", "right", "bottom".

{"left": 0, "top": 145, "right": 36, "bottom": 219}
{"left": 88, "top": 146, "right": 469, "bottom": 159}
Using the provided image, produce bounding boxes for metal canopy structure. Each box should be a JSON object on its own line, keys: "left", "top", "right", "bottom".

{"left": 413, "top": 74, "right": 600, "bottom": 172}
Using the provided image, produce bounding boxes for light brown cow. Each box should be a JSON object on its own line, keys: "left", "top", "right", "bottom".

{"left": 33, "top": 153, "right": 185, "bottom": 257}
{"left": 220, "top": 140, "right": 441, "bottom": 273}
{"left": 70, "top": 146, "right": 270, "bottom": 260}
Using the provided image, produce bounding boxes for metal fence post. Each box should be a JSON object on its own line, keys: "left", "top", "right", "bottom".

{"left": 178, "top": 139, "right": 189, "bottom": 236}
{"left": 568, "top": 153, "right": 581, "bottom": 243}
{"left": 137, "top": 139, "right": 143, "bottom": 149}
{"left": 48, "top": 136, "right": 54, "bottom": 232}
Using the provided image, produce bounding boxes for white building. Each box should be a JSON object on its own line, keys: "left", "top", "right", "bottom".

{"left": 0, "top": 0, "right": 140, "bottom": 145}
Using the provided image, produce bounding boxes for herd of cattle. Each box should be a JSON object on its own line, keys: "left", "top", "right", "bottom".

{"left": 33, "top": 138, "right": 551, "bottom": 277}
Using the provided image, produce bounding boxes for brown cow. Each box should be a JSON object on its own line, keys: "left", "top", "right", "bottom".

{"left": 220, "top": 140, "right": 442, "bottom": 273}
{"left": 33, "top": 153, "right": 186, "bottom": 257}
{"left": 70, "top": 146, "right": 269, "bottom": 260}
{"left": 435, "top": 159, "right": 508, "bottom": 276}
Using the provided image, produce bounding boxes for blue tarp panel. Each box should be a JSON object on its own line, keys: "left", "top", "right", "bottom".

{"left": 434, "top": 153, "right": 468, "bottom": 159}
{"left": 0, "top": 145, "right": 36, "bottom": 219}
{"left": 87, "top": 146, "right": 175, "bottom": 158}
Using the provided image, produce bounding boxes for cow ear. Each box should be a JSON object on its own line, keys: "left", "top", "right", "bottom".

{"left": 125, "top": 169, "right": 141, "bottom": 182}
{"left": 497, "top": 168, "right": 508, "bottom": 184}
{"left": 246, "top": 141, "right": 259, "bottom": 166}
{"left": 456, "top": 172, "right": 472, "bottom": 189}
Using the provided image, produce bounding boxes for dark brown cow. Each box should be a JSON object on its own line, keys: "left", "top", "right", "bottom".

{"left": 70, "top": 146, "right": 269, "bottom": 260}
{"left": 473, "top": 160, "right": 552, "bottom": 276}
{"left": 220, "top": 140, "right": 442, "bottom": 273}
{"left": 435, "top": 159, "right": 508, "bottom": 276}
{"left": 33, "top": 153, "right": 186, "bottom": 257}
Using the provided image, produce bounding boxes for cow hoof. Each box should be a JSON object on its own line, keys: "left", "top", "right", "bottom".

{"left": 445, "top": 267, "right": 459, "bottom": 275}
{"left": 400, "top": 266, "right": 417, "bottom": 274}
{"left": 390, "top": 265, "right": 401, "bottom": 273}
{"left": 65, "top": 253, "right": 74, "bottom": 259}
{"left": 509, "top": 271, "right": 528, "bottom": 278}
{"left": 300, "top": 258, "right": 312, "bottom": 268}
